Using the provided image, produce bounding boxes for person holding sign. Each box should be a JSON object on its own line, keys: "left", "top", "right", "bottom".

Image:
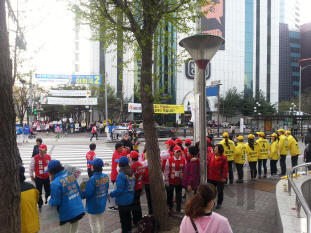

{"left": 81, "top": 158, "right": 109, "bottom": 233}
{"left": 29, "top": 144, "right": 51, "bottom": 210}
{"left": 46, "top": 160, "right": 85, "bottom": 233}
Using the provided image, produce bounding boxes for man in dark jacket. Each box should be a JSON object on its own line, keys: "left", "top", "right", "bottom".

{"left": 305, "top": 128, "right": 311, "bottom": 146}
{"left": 121, "top": 133, "right": 133, "bottom": 151}
{"left": 32, "top": 138, "right": 42, "bottom": 157}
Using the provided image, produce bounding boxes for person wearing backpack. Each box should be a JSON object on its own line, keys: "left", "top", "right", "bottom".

{"left": 180, "top": 183, "right": 233, "bottom": 233}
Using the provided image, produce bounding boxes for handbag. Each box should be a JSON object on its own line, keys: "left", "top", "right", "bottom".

{"left": 190, "top": 219, "right": 199, "bottom": 233}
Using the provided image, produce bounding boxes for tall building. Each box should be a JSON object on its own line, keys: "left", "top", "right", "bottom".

{"left": 300, "top": 22, "right": 311, "bottom": 93}
{"left": 280, "top": 0, "right": 302, "bottom": 29}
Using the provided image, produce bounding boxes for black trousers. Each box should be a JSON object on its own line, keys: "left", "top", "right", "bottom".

{"left": 235, "top": 163, "right": 244, "bottom": 180}
{"left": 270, "top": 160, "right": 278, "bottom": 175}
{"left": 118, "top": 204, "right": 132, "bottom": 233}
{"left": 35, "top": 177, "right": 50, "bottom": 207}
{"left": 280, "top": 155, "right": 287, "bottom": 175}
{"left": 145, "top": 184, "right": 153, "bottom": 215}
{"left": 291, "top": 155, "right": 299, "bottom": 167}
{"left": 228, "top": 161, "right": 234, "bottom": 184}
{"left": 207, "top": 179, "right": 224, "bottom": 205}
{"left": 258, "top": 159, "right": 267, "bottom": 176}
{"left": 130, "top": 189, "right": 142, "bottom": 225}
{"left": 249, "top": 161, "right": 257, "bottom": 178}
{"left": 166, "top": 184, "right": 182, "bottom": 211}
{"left": 87, "top": 168, "right": 94, "bottom": 178}
{"left": 90, "top": 133, "right": 98, "bottom": 140}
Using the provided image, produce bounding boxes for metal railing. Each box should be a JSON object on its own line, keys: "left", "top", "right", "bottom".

{"left": 287, "top": 163, "right": 311, "bottom": 232}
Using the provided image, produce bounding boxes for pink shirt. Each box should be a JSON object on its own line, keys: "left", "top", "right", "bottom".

{"left": 180, "top": 212, "right": 233, "bottom": 233}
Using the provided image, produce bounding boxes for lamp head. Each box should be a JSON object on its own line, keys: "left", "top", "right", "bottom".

{"left": 179, "top": 34, "right": 224, "bottom": 70}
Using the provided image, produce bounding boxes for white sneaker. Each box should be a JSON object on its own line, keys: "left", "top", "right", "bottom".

{"left": 176, "top": 209, "right": 185, "bottom": 214}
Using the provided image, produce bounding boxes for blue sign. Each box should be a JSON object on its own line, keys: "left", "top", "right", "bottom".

{"left": 206, "top": 86, "right": 218, "bottom": 97}
{"left": 35, "top": 74, "right": 102, "bottom": 85}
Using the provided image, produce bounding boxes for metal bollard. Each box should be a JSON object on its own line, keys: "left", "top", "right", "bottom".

{"left": 184, "top": 127, "right": 186, "bottom": 138}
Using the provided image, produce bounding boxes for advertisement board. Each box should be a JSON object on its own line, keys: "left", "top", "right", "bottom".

{"left": 206, "top": 86, "right": 218, "bottom": 97}
{"left": 128, "top": 103, "right": 185, "bottom": 114}
{"left": 35, "top": 74, "right": 102, "bottom": 85}
{"left": 49, "top": 90, "right": 91, "bottom": 96}
{"left": 128, "top": 103, "right": 143, "bottom": 113}
{"left": 185, "top": 60, "right": 211, "bottom": 79}
{"left": 201, "top": 0, "right": 226, "bottom": 50}
{"left": 43, "top": 97, "right": 97, "bottom": 105}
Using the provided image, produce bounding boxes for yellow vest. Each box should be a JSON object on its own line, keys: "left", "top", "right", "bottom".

{"left": 245, "top": 142, "right": 259, "bottom": 162}
{"left": 219, "top": 139, "right": 236, "bottom": 161}
{"left": 256, "top": 138, "right": 269, "bottom": 159}
{"left": 269, "top": 141, "right": 279, "bottom": 160}
{"left": 21, "top": 188, "right": 40, "bottom": 233}
{"left": 279, "top": 134, "right": 289, "bottom": 155}
{"left": 235, "top": 142, "right": 246, "bottom": 164}
{"left": 287, "top": 135, "right": 301, "bottom": 156}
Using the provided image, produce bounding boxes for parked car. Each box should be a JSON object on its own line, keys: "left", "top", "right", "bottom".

{"left": 136, "top": 127, "right": 176, "bottom": 138}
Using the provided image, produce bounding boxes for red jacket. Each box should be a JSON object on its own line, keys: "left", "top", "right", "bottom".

{"left": 33, "top": 154, "right": 51, "bottom": 179}
{"left": 144, "top": 168, "right": 149, "bottom": 184}
{"left": 164, "top": 156, "right": 186, "bottom": 185}
{"left": 130, "top": 161, "right": 144, "bottom": 191}
{"left": 111, "top": 149, "right": 129, "bottom": 181}
{"left": 208, "top": 153, "right": 228, "bottom": 182}
{"left": 86, "top": 151, "right": 96, "bottom": 168}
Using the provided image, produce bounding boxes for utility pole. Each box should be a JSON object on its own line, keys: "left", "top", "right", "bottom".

{"left": 29, "top": 72, "right": 33, "bottom": 125}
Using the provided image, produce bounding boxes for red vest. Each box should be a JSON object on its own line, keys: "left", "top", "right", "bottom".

{"left": 33, "top": 154, "right": 51, "bottom": 179}
{"left": 161, "top": 150, "right": 174, "bottom": 172}
{"left": 91, "top": 126, "right": 97, "bottom": 133}
{"left": 144, "top": 167, "right": 149, "bottom": 184}
{"left": 86, "top": 151, "right": 96, "bottom": 168}
{"left": 167, "top": 156, "right": 186, "bottom": 185}
{"left": 131, "top": 161, "right": 144, "bottom": 191}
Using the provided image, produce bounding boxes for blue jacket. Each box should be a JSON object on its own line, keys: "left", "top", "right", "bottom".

{"left": 16, "top": 127, "right": 23, "bottom": 135}
{"left": 110, "top": 166, "right": 135, "bottom": 205}
{"left": 49, "top": 170, "right": 85, "bottom": 222}
{"left": 80, "top": 172, "right": 109, "bottom": 214}
{"left": 23, "top": 126, "right": 30, "bottom": 135}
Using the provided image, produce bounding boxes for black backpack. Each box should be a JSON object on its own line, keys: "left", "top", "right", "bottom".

{"left": 137, "top": 214, "right": 158, "bottom": 233}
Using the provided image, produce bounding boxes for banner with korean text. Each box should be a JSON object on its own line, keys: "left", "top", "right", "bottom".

{"left": 35, "top": 74, "right": 102, "bottom": 85}
{"left": 43, "top": 97, "right": 97, "bottom": 105}
{"left": 128, "top": 103, "right": 184, "bottom": 114}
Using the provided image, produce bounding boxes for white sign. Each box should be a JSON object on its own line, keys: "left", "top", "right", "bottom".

{"left": 128, "top": 103, "right": 142, "bottom": 113}
{"left": 240, "top": 118, "right": 244, "bottom": 133}
{"left": 49, "top": 90, "right": 91, "bottom": 97}
{"left": 64, "top": 165, "right": 83, "bottom": 183}
{"left": 44, "top": 97, "right": 97, "bottom": 105}
{"left": 38, "top": 205, "right": 59, "bottom": 233}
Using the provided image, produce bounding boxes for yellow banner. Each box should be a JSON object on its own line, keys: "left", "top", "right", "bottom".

{"left": 154, "top": 104, "right": 184, "bottom": 114}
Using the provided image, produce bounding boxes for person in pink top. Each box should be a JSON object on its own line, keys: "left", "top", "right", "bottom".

{"left": 180, "top": 183, "right": 233, "bottom": 233}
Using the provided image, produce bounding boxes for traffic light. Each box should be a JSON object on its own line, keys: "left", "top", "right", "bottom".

{"left": 33, "top": 108, "right": 37, "bottom": 115}
{"left": 27, "top": 108, "right": 30, "bottom": 116}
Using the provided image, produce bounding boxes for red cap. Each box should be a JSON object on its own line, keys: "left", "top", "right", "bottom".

{"left": 39, "top": 144, "right": 47, "bottom": 150}
{"left": 164, "top": 140, "right": 175, "bottom": 146}
{"left": 206, "top": 138, "right": 211, "bottom": 143}
{"left": 185, "top": 139, "right": 192, "bottom": 144}
{"left": 175, "top": 138, "right": 183, "bottom": 145}
{"left": 173, "top": 146, "right": 182, "bottom": 152}
{"left": 130, "top": 151, "right": 139, "bottom": 159}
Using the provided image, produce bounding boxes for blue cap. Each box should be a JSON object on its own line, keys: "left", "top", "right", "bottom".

{"left": 115, "top": 156, "right": 129, "bottom": 164}
{"left": 43, "top": 160, "right": 61, "bottom": 174}
{"left": 87, "top": 158, "right": 104, "bottom": 167}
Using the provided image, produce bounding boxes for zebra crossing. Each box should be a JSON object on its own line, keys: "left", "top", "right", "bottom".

{"left": 19, "top": 141, "right": 114, "bottom": 181}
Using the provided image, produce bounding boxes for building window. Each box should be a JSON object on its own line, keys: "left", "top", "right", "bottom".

{"left": 75, "top": 64, "right": 79, "bottom": 72}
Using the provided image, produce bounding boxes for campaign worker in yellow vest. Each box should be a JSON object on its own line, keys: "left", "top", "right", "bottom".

{"left": 219, "top": 132, "right": 236, "bottom": 185}
{"left": 256, "top": 132, "right": 270, "bottom": 179}
{"left": 285, "top": 131, "right": 301, "bottom": 167}
{"left": 245, "top": 134, "right": 259, "bottom": 181}
{"left": 235, "top": 136, "right": 246, "bottom": 183}
{"left": 277, "top": 129, "right": 289, "bottom": 176}
{"left": 269, "top": 133, "right": 280, "bottom": 179}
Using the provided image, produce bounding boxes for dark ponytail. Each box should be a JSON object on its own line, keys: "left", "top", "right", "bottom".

{"left": 169, "top": 145, "right": 174, "bottom": 152}
{"left": 225, "top": 137, "right": 229, "bottom": 147}
{"left": 185, "top": 183, "right": 217, "bottom": 220}
{"left": 248, "top": 139, "right": 255, "bottom": 151}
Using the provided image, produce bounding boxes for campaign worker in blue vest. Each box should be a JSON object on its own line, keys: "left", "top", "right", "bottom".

{"left": 46, "top": 160, "right": 85, "bottom": 233}
{"left": 81, "top": 158, "right": 109, "bottom": 233}
{"left": 110, "top": 156, "right": 135, "bottom": 233}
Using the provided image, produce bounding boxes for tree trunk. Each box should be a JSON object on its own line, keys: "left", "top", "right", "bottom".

{"left": 0, "top": 0, "right": 21, "bottom": 231}
{"left": 140, "top": 42, "right": 170, "bottom": 231}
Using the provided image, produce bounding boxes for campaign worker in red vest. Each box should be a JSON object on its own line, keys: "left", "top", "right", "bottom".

{"left": 164, "top": 145, "right": 186, "bottom": 214}
{"left": 90, "top": 123, "right": 98, "bottom": 141}
{"left": 129, "top": 151, "right": 144, "bottom": 225}
{"left": 161, "top": 139, "right": 175, "bottom": 172}
{"left": 29, "top": 144, "right": 51, "bottom": 209}
{"left": 86, "top": 143, "right": 97, "bottom": 178}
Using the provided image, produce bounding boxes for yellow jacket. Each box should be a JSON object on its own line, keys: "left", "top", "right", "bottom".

{"left": 235, "top": 142, "right": 246, "bottom": 164}
{"left": 279, "top": 135, "right": 289, "bottom": 155}
{"left": 245, "top": 142, "right": 259, "bottom": 162}
{"left": 288, "top": 135, "right": 301, "bottom": 156}
{"left": 219, "top": 139, "right": 236, "bottom": 161}
{"left": 269, "top": 141, "right": 280, "bottom": 160}
{"left": 21, "top": 182, "right": 40, "bottom": 233}
{"left": 256, "top": 138, "right": 270, "bottom": 159}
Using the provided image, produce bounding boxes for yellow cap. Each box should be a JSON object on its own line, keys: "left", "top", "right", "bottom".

{"left": 256, "top": 132, "right": 265, "bottom": 137}
{"left": 270, "top": 133, "right": 278, "bottom": 137}
{"left": 285, "top": 131, "right": 291, "bottom": 135}
{"left": 237, "top": 136, "right": 244, "bottom": 141}
{"left": 248, "top": 134, "right": 255, "bottom": 139}
{"left": 277, "top": 129, "right": 285, "bottom": 133}
{"left": 223, "top": 132, "right": 229, "bottom": 138}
